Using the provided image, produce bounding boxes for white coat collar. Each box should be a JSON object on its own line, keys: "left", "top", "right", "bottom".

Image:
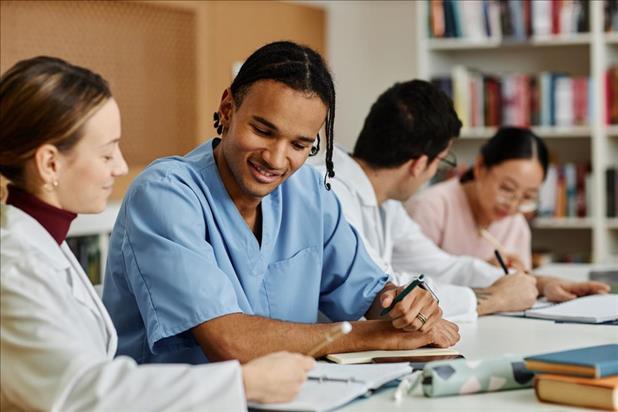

{"left": 1, "top": 204, "right": 70, "bottom": 271}
{"left": 1, "top": 204, "right": 117, "bottom": 354}
{"left": 331, "top": 145, "right": 380, "bottom": 207}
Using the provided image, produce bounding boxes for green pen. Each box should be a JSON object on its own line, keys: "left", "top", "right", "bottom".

{"left": 380, "top": 274, "right": 426, "bottom": 316}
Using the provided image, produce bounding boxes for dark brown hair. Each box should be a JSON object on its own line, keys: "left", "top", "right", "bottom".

{"left": 0, "top": 56, "right": 111, "bottom": 188}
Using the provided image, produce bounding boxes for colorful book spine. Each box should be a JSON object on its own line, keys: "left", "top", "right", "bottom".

{"left": 433, "top": 68, "right": 590, "bottom": 128}
{"left": 428, "top": 0, "right": 589, "bottom": 40}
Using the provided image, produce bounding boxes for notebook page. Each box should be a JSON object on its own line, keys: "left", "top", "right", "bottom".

{"left": 248, "top": 380, "right": 366, "bottom": 412}
{"left": 525, "top": 294, "right": 618, "bottom": 323}
{"left": 248, "top": 362, "right": 411, "bottom": 412}
{"left": 308, "top": 362, "right": 412, "bottom": 389}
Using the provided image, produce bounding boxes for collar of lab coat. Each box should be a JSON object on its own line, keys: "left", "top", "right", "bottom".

{"left": 1, "top": 204, "right": 71, "bottom": 271}
{"left": 331, "top": 145, "right": 380, "bottom": 207}
{"left": 2, "top": 204, "right": 117, "bottom": 353}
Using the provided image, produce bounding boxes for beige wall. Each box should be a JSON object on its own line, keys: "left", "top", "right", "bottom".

{"left": 150, "top": 1, "right": 325, "bottom": 142}
{"left": 1, "top": 0, "right": 325, "bottom": 200}
{"left": 323, "top": 0, "right": 419, "bottom": 151}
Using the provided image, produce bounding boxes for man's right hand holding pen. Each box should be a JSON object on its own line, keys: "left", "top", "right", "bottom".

{"left": 365, "top": 276, "right": 460, "bottom": 349}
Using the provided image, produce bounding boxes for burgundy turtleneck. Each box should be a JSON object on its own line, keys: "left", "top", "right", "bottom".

{"left": 6, "top": 185, "right": 77, "bottom": 245}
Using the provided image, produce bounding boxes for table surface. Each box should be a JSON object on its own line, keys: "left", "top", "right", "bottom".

{"left": 341, "top": 264, "right": 618, "bottom": 411}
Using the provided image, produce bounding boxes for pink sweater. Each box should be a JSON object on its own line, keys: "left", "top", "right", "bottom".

{"left": 405, "top": 178, "right": 532, "bottom": 271}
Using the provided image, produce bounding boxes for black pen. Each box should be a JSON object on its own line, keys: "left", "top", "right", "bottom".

{"left": 380, "top": 274, "right": 425, "bottom": 316}
{"left": 494, "top": 249, "right": 509, "bottom": 275}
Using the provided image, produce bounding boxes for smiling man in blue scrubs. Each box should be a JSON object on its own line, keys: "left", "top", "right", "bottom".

{"left": 103, "top": 41, "right": 460, "bottom": 365}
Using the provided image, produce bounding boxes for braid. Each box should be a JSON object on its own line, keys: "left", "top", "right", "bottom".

{"left": 228, "top": 41, "right": 336, "bottom": 190}
{"left": 323, "top": 78, "right": 336, "bottom": 190}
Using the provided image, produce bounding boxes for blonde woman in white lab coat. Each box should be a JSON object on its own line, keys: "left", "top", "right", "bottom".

{"left": 0, "top": 56, "right": 313, "bottom": 412}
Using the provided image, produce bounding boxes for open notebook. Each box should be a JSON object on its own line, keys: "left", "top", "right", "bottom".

{"left": 248, "top": 362, "right": 411, "bottom": 412}
{"left": 524, "top": 294, "right": 618, "bottom": 323}
{"left": 326, "top": 347, "right": 461, "bottom": 364}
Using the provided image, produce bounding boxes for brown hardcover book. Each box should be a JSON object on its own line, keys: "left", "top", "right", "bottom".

{"left": 534, "top": 374, "right": 618, "bottom": 411}
{"left": 610, "top": 67, "right": 618, "bottom": 124}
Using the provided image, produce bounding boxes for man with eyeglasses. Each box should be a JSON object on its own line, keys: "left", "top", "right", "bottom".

{"left": 311, "top": 80, "right": 540, "bottom": 320}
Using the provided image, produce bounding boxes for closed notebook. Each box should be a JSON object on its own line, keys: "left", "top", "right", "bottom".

{"left": 534, "top": 374, "right": 618, "bottom": 411}
{"left": 525, "top": 344, "right": 618, "bottom": 378}
{"left": 524, "top": 294, "right": 618, "bottom": 324}
{"left": 326, "top": 348, "right": 461, "bottom": 365}
{"left": 248, "top": 362, "right": 411, "bottom": 412}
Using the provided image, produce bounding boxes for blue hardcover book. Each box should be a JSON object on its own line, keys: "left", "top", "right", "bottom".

{"left": 525, "top": 345, "right": 618, "bottom": 378}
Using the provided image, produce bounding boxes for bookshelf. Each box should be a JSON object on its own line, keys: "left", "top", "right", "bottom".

{"left": 417, "top": 0, "right": 618, "bottom": 264}
{"left": 67, "top": 202, "right": 121, "bottom": 286}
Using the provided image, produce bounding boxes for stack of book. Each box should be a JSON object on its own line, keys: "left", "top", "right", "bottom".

{"left": 428, "top": 0, "right": 589, "bottom": 41}
{"left": 537, "top": 163, "right": 592, "bottom": 219}
{"left": 432, "top": 68, "right": 591, "bottom": 129}
{"left": 525, "top": 344, "right": 618, "bottom": 410}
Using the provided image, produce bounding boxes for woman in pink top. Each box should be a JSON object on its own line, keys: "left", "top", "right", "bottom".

{"left": 407, "top": 127, "right": 609, "bottom": 302}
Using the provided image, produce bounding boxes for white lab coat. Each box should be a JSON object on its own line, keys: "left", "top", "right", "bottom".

{"left": 0, "top": 204, "right": 247, "bottom": 412}
{"left": 312, "top": 146, "right": 505, "bottom": 322}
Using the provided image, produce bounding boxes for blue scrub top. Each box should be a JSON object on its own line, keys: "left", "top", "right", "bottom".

{"left": 103, "top": 139, "right": 387, "bottom": 364}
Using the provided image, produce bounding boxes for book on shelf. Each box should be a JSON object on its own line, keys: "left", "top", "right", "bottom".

{"left": 607, "top": 167, "right": 618, "bottom": 218}
{"left": 606, "top": 65, "right": 618, "bottom": 124}
{"left": 537, "top": 163, "right": 591, "bottom": 219}
{"left": 428, "top": 0, "right": 589, "bottom": 41}
{"left": 534, "top": 374, "right": 618, "bottom": 410}
{"left": 66, "top": 234, "right": 103, "bottom": 285}
{"left": 605, "top": 0, "right": 618, "bottom": 32}
{"left": 432, "top": 67, "right": 590, "bottom": 129}
{"left": 525, "top": 344, "right": 618, "bottom": 378}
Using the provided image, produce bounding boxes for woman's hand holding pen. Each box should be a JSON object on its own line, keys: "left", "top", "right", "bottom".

{"left": 379, "top": 284, "right": 442, "bottom": 332}
{"left": 475, "top": 272, "right": 538, "bottom": 315}
{"left": 487, "top": 252, "right": 526, "bottom": 273}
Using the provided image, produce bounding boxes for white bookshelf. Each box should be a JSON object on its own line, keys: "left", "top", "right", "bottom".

{"left": 68, "top": 201, "right": 121, "bottom": 285}
{"left": 417, "top": 1, "right": 618, "bottom": 264}
{"left": 459, "top": 126, "right": 591, "bottom": 140}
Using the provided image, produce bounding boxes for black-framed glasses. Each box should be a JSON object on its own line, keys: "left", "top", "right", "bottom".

{"left": 437, "top": 151, "right": 457, "bottom": 169}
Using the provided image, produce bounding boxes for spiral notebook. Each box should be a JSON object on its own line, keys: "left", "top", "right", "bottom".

{"left": 248, "top": 362, "right": 412, "bottom": 412}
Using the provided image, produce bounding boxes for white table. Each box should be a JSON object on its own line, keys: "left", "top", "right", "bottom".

{"left": 340, "top": 312, "right": 617, "bottom": 411}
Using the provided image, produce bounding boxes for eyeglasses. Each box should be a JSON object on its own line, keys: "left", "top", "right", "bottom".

{"left": 496, "top": 186, "right": 539, "bottom": 213}
{"left": 437, "top": 151, "right": 457, "bottom": 170}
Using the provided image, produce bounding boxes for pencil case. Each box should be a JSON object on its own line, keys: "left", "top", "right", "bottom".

{"left": 420, "top": 354, "right": 534, "bottom": 397}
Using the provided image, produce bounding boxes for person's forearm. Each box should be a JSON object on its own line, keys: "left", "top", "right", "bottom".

{"left": 192, "top": 313, "right": 432, "bottom": 363}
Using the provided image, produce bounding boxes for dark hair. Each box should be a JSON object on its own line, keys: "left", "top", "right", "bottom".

{"left": 460, "top": 126, "right": 549, "bottom": 182}
{"left": 0, "top": 56, "right": 111, "bottom": 188}
{"left": 353, "top": 79, "right": 462, "bottom": 168}
{"left": 226, "top": 41, "right": 336, "bottom": 189}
